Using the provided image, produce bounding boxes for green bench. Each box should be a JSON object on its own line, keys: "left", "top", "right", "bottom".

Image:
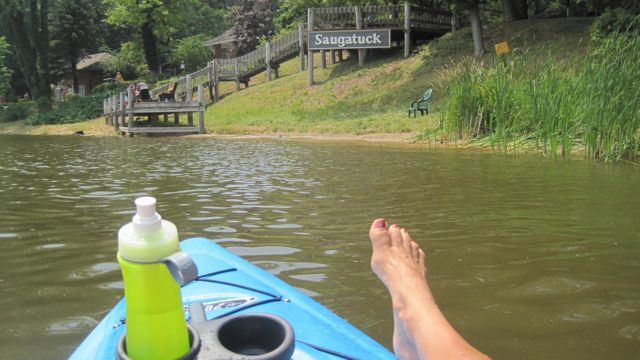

{"left": 408, "top": 88, "right": 432, "bottom": 118}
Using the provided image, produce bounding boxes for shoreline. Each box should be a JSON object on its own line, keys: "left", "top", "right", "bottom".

{"left": 0, "top": 118, "right": 470, "bottom": 148}
{"left": 1, "top": 118, "right": 591, "bottom": 158}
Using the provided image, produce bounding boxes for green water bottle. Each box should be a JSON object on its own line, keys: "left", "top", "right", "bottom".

{"left": 117, "top": 197, "right": 191, "bottom": 360}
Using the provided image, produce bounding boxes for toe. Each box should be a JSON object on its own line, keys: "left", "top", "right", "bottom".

{"left": 369, "top": 218, "right": 390, "bottom": 246}
{"left": 400, "top": 228, "right": 413, "bottom": 254}
{"left": 419, "top": 248, "right": 427, "bottom": 275}
{"left": 388, "top": 224, "right": 403, "bottom": 248}
{"left": 411, "top": 242, "right": 420, "bottom": 264}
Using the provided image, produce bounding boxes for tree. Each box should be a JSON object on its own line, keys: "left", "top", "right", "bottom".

{"left": 168, "top": 35, "right": 211, "bottom": 71}
{"left": 0, "top": 36, "right": 13, "bottom": 98}
{"left": 231, "top": 0, "right": 275, "bottom": 56}
{"left": 104, "top": 42, "right": 149, "bottom": 80}
{"left": 51, "top": 0, "right": 96, "bottom": 91}
{"left": 104, "top": 0, "right": 196, "bottom": 76}
{"left": 0, "top": 0, "right": 52, "bottom": 111}
{"left": 177, "top": 1, "right": 230, "bottom": 38}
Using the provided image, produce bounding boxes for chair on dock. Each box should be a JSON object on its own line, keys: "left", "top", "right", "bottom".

{"left": 408, "top": 88, "right": 432, "bottom": 118}
{"left": 158, "top": 82, "right": 176, "bottom": 102}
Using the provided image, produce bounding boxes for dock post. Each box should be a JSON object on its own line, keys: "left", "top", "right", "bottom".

{"left": 127, "top": 86, "right": 134, "bottom": 136}
{"left": 207, "top": 62, "right": 214, "bottom": 101}
{"left": 307, "top": 8, "right": 314, "bottom": 86}
{"left": 298, "top": 23, "right": 305, "bottom": 72}
{"left": 266, "top": 42, "right": 272, "bottom": 82}
{"left": 355, "top": 6, "right": 365, "bottom": 66}
{"left": 320, "top": 50, "right": 326, "bottom": 69}
{"left": 117, "top": 92, "right": 124, "bottom": 130}
{"left": 213, "top": 60, "right": 220, "bottom": 102}
{"left": 234, "top": 58, "right": 241, "bottom": 91}
{"left": 330, "top": 50, "right": 336, "bottom": 65}
{"left": 198, "top": 85, "right": 205, "bottom": 134}
{"left": 186, "top": 74, "right": 193, "bottom": 101}
{"left": 112, "top": 95, "right": 118, "bottom": 126}
{"left": 106, "top": 97, "right": 112, "bottom": 125}
{"left": 188, "top": 77, "right": 194, "bottom": 125}
{"left": 404, "top": 2, "right": 411, "bottom": 58}
{"left": 163, "top": 113, "right": 168, "bottom": 124}
{"left": 103, "top": 99, "right": 108, "bottom": 124}
{"left": 174, "top": 113, "right": 179, "bottom": 125}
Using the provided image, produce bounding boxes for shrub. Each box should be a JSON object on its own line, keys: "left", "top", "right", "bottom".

{"left": 26, "top": 96, "right": 102, "bottom": 125}
{"left": 0, "top": 102, "right": 36, "bottom": 123}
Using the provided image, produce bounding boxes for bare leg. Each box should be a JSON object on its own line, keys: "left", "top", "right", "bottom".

{"left": 369, "top": 218, "right": 490, "bottom": 360}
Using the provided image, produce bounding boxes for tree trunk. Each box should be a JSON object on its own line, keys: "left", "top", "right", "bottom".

{"left": 3, "top": 0, "right": 52, "bottom": 111}
{"left": 451, "top": 9, "right": 459, "bottom": 31}
{"left": 468, "top": 0, "right": 484, "bottom": 59}
{"left": 71, "top": 60, "right": 78, "bottom": 94}
{"left": 501, "top": 0, "right": 528, "bottom": 22}
{"left": 141, "top": 20, "right": 159, "bottom": 77}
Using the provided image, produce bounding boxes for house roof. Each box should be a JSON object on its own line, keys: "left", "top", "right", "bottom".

{"left": 203, "top": 28, "right": 238, "bottom": 47}
{"left": 77, "top": 52, "right": 113, "bottom": 70}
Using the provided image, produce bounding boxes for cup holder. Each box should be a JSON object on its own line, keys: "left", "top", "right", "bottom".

{"left": 218, "top": 314, "right": 293, "bottom": 357}
{"left": 116, "top": 324, "right": 200, "bottom": 360}
{"left": 117, "top": 313, "right": 295, "bottom": 360}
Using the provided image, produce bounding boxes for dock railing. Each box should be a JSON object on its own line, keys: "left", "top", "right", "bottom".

{"left": 104, "top": 85, "right": 206, "bottom": 136}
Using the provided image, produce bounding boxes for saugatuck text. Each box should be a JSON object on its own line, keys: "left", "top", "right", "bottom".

{"left": 313, "top": 33, "right": 383, "bottom": 47}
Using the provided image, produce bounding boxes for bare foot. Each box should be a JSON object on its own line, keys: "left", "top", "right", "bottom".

{"left": 369, "top": 218, "right": 490, "bottom": 360}
{"left": 369, "top": 219, "right": 431, "bottom": 360}
{"left": 369, "top": 219, "right": 431, "bottom": 305}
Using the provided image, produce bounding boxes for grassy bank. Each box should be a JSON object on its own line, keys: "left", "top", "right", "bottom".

{"left": 204, "top": 18, "right": 594, "bottom": 138}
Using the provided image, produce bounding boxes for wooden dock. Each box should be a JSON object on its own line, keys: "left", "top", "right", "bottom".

{"left": 104, "top": 85, "right": 205, "bottom": 136}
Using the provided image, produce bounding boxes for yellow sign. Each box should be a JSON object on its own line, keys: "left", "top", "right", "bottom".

{"left": 495, "top": 41, "right": 510, "bottom": 55}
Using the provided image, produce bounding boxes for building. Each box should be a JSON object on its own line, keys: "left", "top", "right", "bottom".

{"left": 203, "top": 28, "right": 238, "bottom": 59}
{"left": 63, "top": 52, "right": 113, "bottom": 96}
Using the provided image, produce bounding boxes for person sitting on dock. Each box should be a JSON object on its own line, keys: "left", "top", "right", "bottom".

{"left": 137, "top": 81, "right": 151, "bottom": 102}
{"left": 369, "top": 218, "right": 490, "bottom": 360}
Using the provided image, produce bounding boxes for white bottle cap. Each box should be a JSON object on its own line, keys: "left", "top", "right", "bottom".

{"left": 132, "top": 197, "right": 162, "bottom": 233}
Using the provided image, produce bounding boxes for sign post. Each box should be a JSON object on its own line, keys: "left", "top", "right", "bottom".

{"left": 307, "top": 8, "right": 314, "bottom": 86}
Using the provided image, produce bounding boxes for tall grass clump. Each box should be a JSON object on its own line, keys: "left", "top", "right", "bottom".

{"left": 442, "top": 57, "right": 532, "bottom": 151}
{"left": 528, "top": 62, "right": 577, "bottom": 156}
{"left": 441, "top": 28, "right": 640, "bottom": 161}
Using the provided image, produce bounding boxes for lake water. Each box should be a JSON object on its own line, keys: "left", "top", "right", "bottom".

{"left": 0, "top": 135, "right": 639, "bottom": 359}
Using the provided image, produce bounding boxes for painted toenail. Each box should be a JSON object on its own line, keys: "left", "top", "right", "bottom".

{"left": 373, "top": 218, "right": 386, "bottom": 228}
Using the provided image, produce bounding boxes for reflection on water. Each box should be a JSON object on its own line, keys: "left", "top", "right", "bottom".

{"left": 1, "top": 135, "right": 640, "bottom": 359}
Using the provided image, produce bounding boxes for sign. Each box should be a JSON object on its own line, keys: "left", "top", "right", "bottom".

{"left": 308, "top": 30, "right": 391, "bottom": 50}
{"left": 495, "top": 41, "right": 510, "bottom": 55}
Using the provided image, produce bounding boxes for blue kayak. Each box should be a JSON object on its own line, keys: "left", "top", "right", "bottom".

{"left": 69, "top": 237, "right": 394, "bottom": 360}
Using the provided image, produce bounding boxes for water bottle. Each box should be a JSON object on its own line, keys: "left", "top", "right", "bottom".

{"left": 117, "top": 197, "right": 192, "bottom": 360}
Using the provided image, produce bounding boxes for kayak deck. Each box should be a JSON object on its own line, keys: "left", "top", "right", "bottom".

{"left": 70, "top": 237, "right": 394, "bottom": 359}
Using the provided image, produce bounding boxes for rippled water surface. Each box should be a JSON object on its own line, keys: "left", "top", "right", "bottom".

{"left": 1, "top": 135, "right": 639, "bottom": 359}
